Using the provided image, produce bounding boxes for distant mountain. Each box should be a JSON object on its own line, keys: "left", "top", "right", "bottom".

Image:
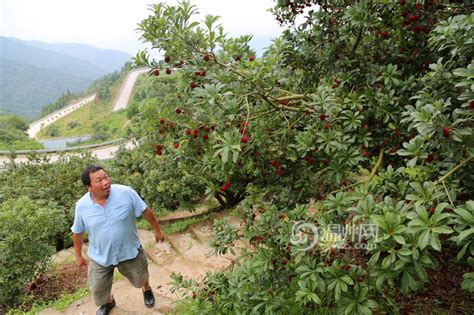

{"left": 13, "top": 38, "right": 132, "bottom": 73}
{"left": 0, "top": 36, "right": 132, "bottom": 119}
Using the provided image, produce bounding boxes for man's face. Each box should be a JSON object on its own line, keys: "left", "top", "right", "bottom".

{"left": 87, "top": 169, "right": 111, "bottom": 198}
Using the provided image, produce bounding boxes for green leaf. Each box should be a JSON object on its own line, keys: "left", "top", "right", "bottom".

{"left": 418, "top": 230, "right": 430, "bottom": 249}
{"left": 458, "top": 227, "right": 474, "bottom": 242}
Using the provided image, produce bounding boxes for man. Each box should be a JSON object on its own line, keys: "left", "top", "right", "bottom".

{"left": 72, "top": 165, "right": 164, "bottom": 315}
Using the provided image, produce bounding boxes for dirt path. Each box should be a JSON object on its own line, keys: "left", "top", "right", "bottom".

{"left": 39, "top": 210, "right": 246, "bottom": 315}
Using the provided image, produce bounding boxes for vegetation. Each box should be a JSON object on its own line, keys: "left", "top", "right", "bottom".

{"left": 1, "top": 0, "right": 473, "bottom": 313}
{"left": 36, "top": 65, "right": 136, "bottom": 144}
{"left": 40, "top": 90, "right": 84, "bottom": 118}
{"left": 0, "top": 197, "right": 66, "bottom": 306}
{"left": 119, "top": 0, "right": 473, "bottom": 313}
{"left": 0, "top": 115, "right": 43, "bottom": 150}
{"left": 0, "top": 36, "right": 130, "bottom": 119}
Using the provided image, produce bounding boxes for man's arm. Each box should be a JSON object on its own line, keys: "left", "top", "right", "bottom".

{"left": 142, "top": 207, "right": 165, "bottom": 243}
{"left": 72, "top": 232, "right": 87, "bottom": 267}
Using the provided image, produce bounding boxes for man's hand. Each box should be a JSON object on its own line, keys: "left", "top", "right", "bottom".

{"left": 155, "top": 230, "right": 165, "bottom": 243}
{"left": 76, "top": 256, "right": 87, "bottom": 268}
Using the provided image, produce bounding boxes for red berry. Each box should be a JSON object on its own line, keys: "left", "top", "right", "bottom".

{"left": 279, "top": 213, "right": 285, "bottom": 220}
{"left": 277, "top": 168, "right": 284, "bottom": 176}
{"left": 469, "top": 100, "right": 474, "bottom": 109}
{"left": 233, "top": 55, "right": 241, "bottom": 61}
{"left": 324, "top": 123, "right": 330, "bottom": 129}
{"left": 275, "top": 80, "right": 281, "bottom": 87}
{"left": 272, "top": 259, "right": 278, "bottom": 265}
{"left": 362, "top": 151, "right": 369, "bottom": 157}
{"left": 155, "top": 144, "right": 162, "bottom": 151}
{"left": 241, "top": 121, "right": 248, "bottom": 127}
{"left": 185, "top": 129, "right": 191, "bottom": 136}
{"left": 426, "top": 153, "right": 434, "bottom": 162}
{"left": 239, "top": 128, "right": 245, "bottom": 134}
{"left": 443, "top": 127, "right": 450, "bottom": 138}
{"left": 220, "top": 181, "right": 232, "bottom": 192}
{"left": 190, "top": 82, "right": 198, "bottom": 89}
{"left": 395, "top": 130, "right": 401, "bottom": 137}
{"left": 176, "top": 108, "right": 182, "bottom": 114}
{"left": 203, "top": 134, "right": 209, "bottom": 141}
{"left": 401, "top": 11, "right": 408, "bottom": 18}
{"left": 192, "top": 129, "right": 199, "bottom": 136}
{"left": 270, "top": 160, "right": 279, "bottom": 168}
{"left": 160, "top": 118, "right": 165, "bottom": 124}
{"left": 173, "top": 143, "right": 179, "bottom": 149}
{"left": 156, "top": 150, "right": 162, "bottom": 156}
{"left": 400, "top": 0, "right": 406, "bottom": 4}
{"left": 281, "top": 259, "right": 288, "bottom": 265}
{"left": 322, "top": 159, "right": 329, "bottom": 166}
{"left": 379, "top": 31, "right": 389, "bottom": 39}
{"left": 204, "top": 127, "right": 211, "bottom": 133}
{"left": 166, "top": 68, "right": 172, "bottom": 75}
{"left": 248, "top": 55, "right": 255, "bottom": 62}
{"left": 320, "top": 113, "right": 326, "bottom": 121}
{"left": 164, "top": 55, "right": 170, "bottom": 63}
{"left": 360, "top": 145, "right": 366, "bottom": 150}
{"left": 409, "top": 15, "right": 416, "bottom": 22}
{"left": 153, "top": 69, "right": 160, "bottom": 76}
{"left": 241, "top": 135, "right": 250, "bottom": 143}
{"left": 203, "top": 54, "right": 210, "bottom": 62}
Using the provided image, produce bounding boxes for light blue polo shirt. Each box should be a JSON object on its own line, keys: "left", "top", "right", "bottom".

{"left": 71, "top": 184, "right": 147, "bottom": 267}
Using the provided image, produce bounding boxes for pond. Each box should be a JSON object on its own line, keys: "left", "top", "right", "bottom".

{"left": 40, "top": 135, "right": 92, "bottom": 149}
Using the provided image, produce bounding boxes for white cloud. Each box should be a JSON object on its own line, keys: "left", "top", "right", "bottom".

{"left": 0, "top": 0, "right": 281, "bottom": 54}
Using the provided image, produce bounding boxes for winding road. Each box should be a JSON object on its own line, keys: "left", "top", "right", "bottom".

{"left": 0, "top": 68, "right": 149, "bottom": 168}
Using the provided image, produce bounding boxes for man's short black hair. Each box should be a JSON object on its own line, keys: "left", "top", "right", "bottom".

{"left": 81, "top": 165, "right": 105, "bottom": 187}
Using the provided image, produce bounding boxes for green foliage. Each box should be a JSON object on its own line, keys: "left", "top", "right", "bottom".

{"left": 0, "top": 115, "right": 44, "bottom": 150}
{"left": 87, "top": 69, "right": 124, "bottom": 102}
{"left": 131, "top": 1, "right": 474, "bottom": 313}
{"left": 40, "top": 90, "right": 83, "bottom": 118}
{"left": 0, "top": 154, "right": 98, "bottom": 249}
{"left": 0, "top": 197, "right": 67, "bottom": 306}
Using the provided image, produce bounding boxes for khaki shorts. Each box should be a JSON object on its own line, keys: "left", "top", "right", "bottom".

{"left": 88, "top": 247, "right": 149, "bottom": 306}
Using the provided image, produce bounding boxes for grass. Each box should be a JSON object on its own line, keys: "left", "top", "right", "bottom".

{"left": 37, "top": 99, "right": 112, "bottom": 138}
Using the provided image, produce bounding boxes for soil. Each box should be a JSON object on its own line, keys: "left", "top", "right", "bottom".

{"left": 14, "top": 263, "right": 88, "bottom": 312}
{"left": 396, "top": 244, "right": 474, "bottom": 314}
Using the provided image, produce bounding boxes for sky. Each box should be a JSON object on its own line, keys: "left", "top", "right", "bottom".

{"left": 0, "top": 0, "right": 283, "bottom": 56}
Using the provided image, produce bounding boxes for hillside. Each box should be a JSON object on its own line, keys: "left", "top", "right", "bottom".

{"left": 15, "top": 38, "right": 131, "bottom": 73}
{"left": 0, "top": 36, "right": 132, "bottom": 119}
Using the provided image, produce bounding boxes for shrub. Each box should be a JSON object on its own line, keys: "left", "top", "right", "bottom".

{"left": 0, "top": 196, "right": 67, "bottom": 307}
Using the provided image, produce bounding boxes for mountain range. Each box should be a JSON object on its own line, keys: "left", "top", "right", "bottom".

{"left": 0, "top": 36, "right": 132, "bottom": 119}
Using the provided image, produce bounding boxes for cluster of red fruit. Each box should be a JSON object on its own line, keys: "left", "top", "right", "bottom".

{"left": 154, "top": 144, "right": 163, "bottom": 156}
{"left": 184, "top": 127, "right": 210, "bottom": 140}
{"left": 272, "top": 257, "right": 288, "bottom": 266}
{"left": 269, "top": 160, "right": 285, "bottom": 176}
{"left": 400, "top": 0, "right": 435, "bottom": 34}
{"left": 331, "top": 78, "right": 340, "bottom": 89}
{"left": 359, "top": 145, "right": 369, "bottom": 157}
